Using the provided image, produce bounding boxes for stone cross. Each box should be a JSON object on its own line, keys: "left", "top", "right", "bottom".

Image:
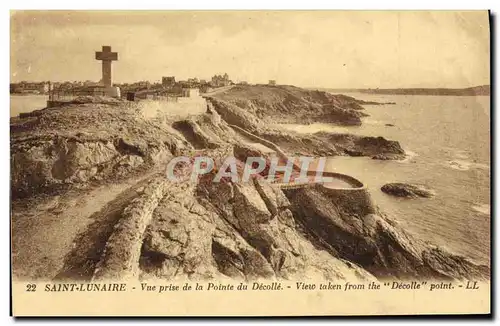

{"left": 95, "top": 46, "right": 118, "bottom": 88}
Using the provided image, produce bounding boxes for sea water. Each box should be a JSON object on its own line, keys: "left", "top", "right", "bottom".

{"left": 10, "top": 95, "right": 48, "bottom": 117}
{"left": 277, "top": 93, "right": 490, "bottom": 265}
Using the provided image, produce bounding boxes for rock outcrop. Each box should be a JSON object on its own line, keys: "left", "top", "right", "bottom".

{"left": 209, "top": 85, "right": 406, "bottom": 160}
{"left": 192, "top": 176, "right": 375, "bottom": 281}
{"left": 315, "top": 133, "right": 406, "bottom": 160}
{"left": 93, "top": 178, "right": 170, "bottom": 281}
{"left": 130, "top": 171, "right": 487, "bottom": 282}
{"left": 381, "top": 183, "right": 435, "bottom": 198}
{"left": 11, "top": 86, "right": 489, "bottom": 283}
{"left": 284, "top": 185, "right": 487, "bottom": 280}
{"left": 211, "top": 85, "right": 368, "bottom": 126}
{"left": 10, "top": 102, "right": 190, "bottom": 199}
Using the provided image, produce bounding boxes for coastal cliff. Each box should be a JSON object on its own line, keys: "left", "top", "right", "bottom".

{"left": 212, "top": 84, "right": 368, "bottom": 125}
{"left": 207, "top": 86, "right": 405, "bottom": 159}
{"left": 11, "top": 86, "right": 489, "bottom": 282}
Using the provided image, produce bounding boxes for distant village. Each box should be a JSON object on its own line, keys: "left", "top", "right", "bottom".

{"left": 10, "top": 73, "right": 278, "bottom": 99}
{"left": 11, "top": 45, "right": 280, "bottom": 103}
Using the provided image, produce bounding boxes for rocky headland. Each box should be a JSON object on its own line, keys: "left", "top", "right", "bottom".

{"left": 11, "top": 86, "right": 489, "bottom": 282}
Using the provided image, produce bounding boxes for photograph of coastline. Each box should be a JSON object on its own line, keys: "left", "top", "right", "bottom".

{"left": 10, "top": 10, "right": 490, "bottom": 315}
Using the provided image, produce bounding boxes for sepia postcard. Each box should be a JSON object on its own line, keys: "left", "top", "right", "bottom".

{"left": 10, "top": 10, "right": 491, "bottom": 316}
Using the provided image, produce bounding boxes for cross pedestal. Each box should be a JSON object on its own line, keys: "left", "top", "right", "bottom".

{"left": 95, "top": 46, "right": 120, "bottom": 97}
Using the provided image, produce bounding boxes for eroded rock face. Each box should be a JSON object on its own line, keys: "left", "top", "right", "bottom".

{"left": 140, "top": 185, "right": 221, "bottom": 281}
{"left": 233, "top": 143, "right": 266, "bottom": 163}
{"left": 112, "top": 123, "right": 485, "bottom": 282}
{"left": 356, "top": 136, "right": 405, "bottom": 158}
{"left": 138, "top": 175, "right": 375, "bottom": 282}
{"left": 10, "top": 103, "right": 191, "bottom": 199}
{"left": 284, "top": 185, "right": 488, "bottom": 280}
{"left": 316, "top": 133, "right": 406, "bottom": 160}
{"left": 257, "top": 129, "right": 342, "bottom": 157}
{"left": 209, "top": 180, "right": 377, "bottom": 281}
{"left": 131, "top": 133, "right": 487, "bottom": 283}
{"left": 253, "top": 177, "right": 290, "bottom": 215}
{"left": 206, "top": 97, "right": 261, "bottom": 132}
{"left": 93, "top": 178, "right": 170, "bottom": 281}
{"left": 59, "top": 169, "right": 488, "bottom": 283}
{"left": 11, "top": 139, "right": 120, "bottom": 198}
{"left": 172, "top": 120, "right": 220, "bottom": 149}
{"left": 208, "top": 87, "right": 405, "bottom": 160}
{"left": 381, "top": 183, "right": 435, "bottom": 198}
{"left": 212, "top": 85, "right": 370, "bottom": 126}
{"left": 12, "top": 87, "right": 489, "bottom": 283}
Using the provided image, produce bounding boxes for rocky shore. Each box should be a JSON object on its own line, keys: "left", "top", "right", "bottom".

{"left": 11, "top": 86, "right": 489, "bottom": 282}
{"left": 381, "top": 183, "right": 435, "bottom": 198}
{"left": 207, "top": 86, "right": 405, "bottom": 159}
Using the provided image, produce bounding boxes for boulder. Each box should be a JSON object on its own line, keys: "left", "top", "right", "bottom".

{"left": 233, "top": 143, "right": 265, "bottom": 163}
{"left": 381, "top": 183, "right": 434, "bottom": 198}
{"left": 253, "top": 178, "right": 290, "bottom": 215}
{"left": 356, "top": 136, "right": 405, "bottom": 156}
{"left": 139, "top": 185, "right": 219, "bottom": 280}
{"left": 314, "top": 133, "right": 405, "bottom": 160}
{"left": 233, "top": 183, "right": 273, "bottom": 224}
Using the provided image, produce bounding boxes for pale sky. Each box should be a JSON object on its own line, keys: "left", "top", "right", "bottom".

{"left": 10, "top": 10, "right": 490, "bottom": 88}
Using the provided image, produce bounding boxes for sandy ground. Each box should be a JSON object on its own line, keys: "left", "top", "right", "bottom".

{"left": 137, "top": 97, "right": 207, "bottom": 120}
{"left": 11, "top": 173, "right": 158, "bottom": 280}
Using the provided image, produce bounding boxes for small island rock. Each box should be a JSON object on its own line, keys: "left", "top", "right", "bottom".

{"left": 381, "top": 183, "right": 434, "bottom": 198}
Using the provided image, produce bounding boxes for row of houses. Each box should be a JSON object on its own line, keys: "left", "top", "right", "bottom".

{"left": 120, "top": 74, "right": 272, "bottom": 95}
{"left": 162, "top": 73, "right": 233, "bottom": 89}
{"left": 10, "top": 80, "right": 105, "bottom": 95}
{"left": 10, "top": 81, "right": 51, "bottom": 94}
{"left": 12, "top": 75, "right": 278, "bottom": 98}
{"left": 157, "top": 74, "right": 277, "bottom": 93}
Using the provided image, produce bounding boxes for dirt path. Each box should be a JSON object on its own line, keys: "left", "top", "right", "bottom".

{"left": 136, "top": 98, "right": 207, "bottom": 121}
{"left": 203, "top": 85, "right": 234, "bottom": 96}
{"left": 11, "top": 173, "right": 158, "bottom": 281}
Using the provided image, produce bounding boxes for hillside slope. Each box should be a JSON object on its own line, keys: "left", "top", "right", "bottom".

{"left": 213, "top": 85, "right": 370, "bottom": 125}
{"left": 11, "top": 89, "right": 489, "bottom": 282}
